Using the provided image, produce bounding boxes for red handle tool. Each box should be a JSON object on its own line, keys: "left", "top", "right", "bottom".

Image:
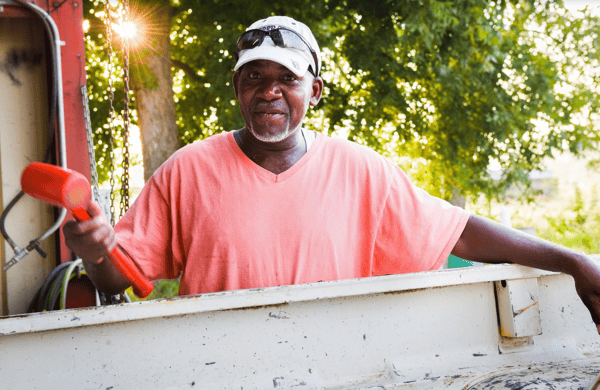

{"left": 21, "top": 162, "right": 154, "bottom": 298}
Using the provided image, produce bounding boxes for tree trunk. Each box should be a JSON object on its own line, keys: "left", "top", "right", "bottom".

{"left": 129, "top": 3, "right": 179, "bottom": 182}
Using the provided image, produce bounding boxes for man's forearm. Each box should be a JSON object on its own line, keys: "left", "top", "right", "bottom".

{"left": 453, "top": 214, "right": 600, "bottom": 333}
{"left": 451, "top": 214, "right": 588, "bottom": 276}
{"left": 83, "top": 254, "right": 132, "bottom": 296}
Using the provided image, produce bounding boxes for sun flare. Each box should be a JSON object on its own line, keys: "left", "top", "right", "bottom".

{"left": 114, "top": 21, "right": 137, "bottom": 40}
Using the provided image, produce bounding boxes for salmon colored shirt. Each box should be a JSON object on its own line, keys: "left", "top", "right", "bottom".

{"left": 115, "top": 131, "right": 470, "bottom": 296}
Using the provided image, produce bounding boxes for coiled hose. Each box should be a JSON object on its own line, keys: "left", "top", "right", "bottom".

{"left": 27, "top": 259, "right": 131, "bottom": 312}
{"left": 27, "top": 259, "right": 93, "bottom": 312}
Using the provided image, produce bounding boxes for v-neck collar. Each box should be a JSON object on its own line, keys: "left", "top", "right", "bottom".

{"left": 226, "top": 130, "right": 323, "bottom": 183}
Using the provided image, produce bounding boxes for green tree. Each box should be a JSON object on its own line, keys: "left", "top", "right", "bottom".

{"left": 84, "top": 0, "right": 600, "bottom": 203}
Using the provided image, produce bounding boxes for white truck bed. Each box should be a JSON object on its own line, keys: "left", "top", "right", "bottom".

{"left": 1, "top": 263, "right": 599, "bottom": 389}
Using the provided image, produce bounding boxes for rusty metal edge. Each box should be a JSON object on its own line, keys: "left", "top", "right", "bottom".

{"left": 0, "top": 263, "right": 560, "bottom": 336}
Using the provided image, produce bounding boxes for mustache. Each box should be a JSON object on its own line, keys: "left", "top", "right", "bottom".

{"left": 251, "top": 102, "right": 288, "bottom": 114}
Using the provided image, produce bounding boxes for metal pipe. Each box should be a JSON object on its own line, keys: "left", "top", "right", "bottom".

{"left": 0, "top": 0, "right": 67, "bottom": 267}
{"left": 0, "top": 0, "right": 67, "bottom": 167}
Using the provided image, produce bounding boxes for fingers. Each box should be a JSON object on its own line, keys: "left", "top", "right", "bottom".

{"left": 86, "top": 201, "right": 105, "bottom": 220}
{"left": 587, "top": 300, "right": 600, "bottom": 336}
{"left": 577, "top": 290, "right": 600, "bottom": 335}
{"left": 63, "top": 203, "right": 116, "bottom": 264}
{"left": 574, "top": 274, "right": 600, "bottom": 336}
{"left": 64, "top": 202, "right": 106, "bottom": 235}
{"left": 570, "top": 255, "right": 600, "bottom": 335}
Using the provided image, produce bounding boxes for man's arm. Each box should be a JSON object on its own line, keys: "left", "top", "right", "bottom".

{"left": 63, "top": 202, "right": 131, "bottom": 295}
{"left": 452, "top": 214, "right": 600, "bottom": 332}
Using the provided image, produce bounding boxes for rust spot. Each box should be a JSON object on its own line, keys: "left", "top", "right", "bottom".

{"left": 0, "top": 313, "right": 32, "bottom": 321}
{"left": 382, "top": 285, "right": 448, "bottom": 296}
{"left": 220, "top": 302, "right": 290, "bottom": 314}
{"left": 512, "top": 301, "right": 538, "bottom": 317}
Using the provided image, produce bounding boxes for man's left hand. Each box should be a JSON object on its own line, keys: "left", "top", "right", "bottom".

{"left": 571, "top": 255, "right": 600, "bottom": 334}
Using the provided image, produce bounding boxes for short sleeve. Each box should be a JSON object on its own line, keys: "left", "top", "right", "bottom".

{"left": 372, "top": 166, "right": 470, "bottom": 275}
{"left": 114, "top": 174, "right": 182, "bottom": 282}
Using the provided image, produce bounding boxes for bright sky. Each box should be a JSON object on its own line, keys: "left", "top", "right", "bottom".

{"left": 564, "top": 0, "right": 600, "bottom": 11}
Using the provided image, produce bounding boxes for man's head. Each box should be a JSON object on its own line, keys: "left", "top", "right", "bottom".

{"left": 233, "top": 16, "right": 323, "bottom": 143}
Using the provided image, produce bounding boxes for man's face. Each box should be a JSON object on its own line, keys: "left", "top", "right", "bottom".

{"left": 233, "top": 60, "right": 322, "bottom": 143}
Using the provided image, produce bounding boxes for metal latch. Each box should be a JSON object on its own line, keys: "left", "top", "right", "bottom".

{"left": 495, "top": 278, "right": 542, "bottom": 338}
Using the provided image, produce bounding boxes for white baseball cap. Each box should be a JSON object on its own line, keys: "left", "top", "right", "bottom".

{"left": 233, "top": 16, "right": 321, "bottom": 77}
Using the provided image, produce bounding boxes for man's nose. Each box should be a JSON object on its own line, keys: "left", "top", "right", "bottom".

{"left": 257, "top": 78, "right": 283, "bottom": 100}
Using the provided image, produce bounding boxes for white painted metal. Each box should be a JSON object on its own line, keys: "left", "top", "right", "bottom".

{"left": 1, "top": 263, "right": 599, "bottom": 389}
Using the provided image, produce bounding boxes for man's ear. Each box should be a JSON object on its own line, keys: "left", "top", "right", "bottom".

{"left": 310, "top": 76, "right": 324, "bottom": 107}
{"left": 233, "top": 71, "right": 240, "bottom": 100}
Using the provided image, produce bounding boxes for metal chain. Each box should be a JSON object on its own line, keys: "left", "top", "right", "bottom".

{"left": 105, "top": 0, "right": 117, "bottom": 227}
{"left": 103, "top": 0, "right": 128, "bottom": 305}
{"left": 120, "top": 0, "right": 131, "bottom": 218}
{"left": 81, "top": 85, "right": 101, "bottom": 203}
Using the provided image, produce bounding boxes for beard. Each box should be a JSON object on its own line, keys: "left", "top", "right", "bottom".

{"left": 246, "top": 124, "right": 296, "bottom": 143}
{"left": 246, "top": 108, "right": 297, "bottom": 143}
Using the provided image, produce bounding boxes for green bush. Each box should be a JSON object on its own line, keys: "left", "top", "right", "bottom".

{"left": 127, "top": 279, "right": 180, "bottom": 302}
{"left": 538, "top": 187, "right": 600, "bottom": 254}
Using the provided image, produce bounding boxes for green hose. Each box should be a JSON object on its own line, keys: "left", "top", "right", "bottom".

{"left": 28, "top": 259, "right": 129, "bottom": 312}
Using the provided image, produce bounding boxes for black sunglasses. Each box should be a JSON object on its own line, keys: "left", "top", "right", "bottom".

{"left": 234, "top": 27, "right": 319, "bottom": 77}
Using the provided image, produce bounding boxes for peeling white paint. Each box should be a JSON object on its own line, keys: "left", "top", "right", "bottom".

{"left": 0, "top": 264, "right": 599, "bottom": 389}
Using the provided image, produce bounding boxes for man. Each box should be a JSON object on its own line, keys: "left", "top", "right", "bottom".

{"left": 64, "top": 16, "right": 600, "bottom": 332}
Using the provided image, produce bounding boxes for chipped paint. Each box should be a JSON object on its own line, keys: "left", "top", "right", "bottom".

{"left": 465, "top": 360, "right": 600, "bottom": 389}
{"left": 268, "top": 311, "right": 291, "bottom": 320}
{"left": 0, "top": 264, "right": 598, "bottom": 389}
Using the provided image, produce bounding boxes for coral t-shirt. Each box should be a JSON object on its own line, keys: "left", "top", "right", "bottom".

{"left": 115, "top": 131, "right": 470, "bottom": 295}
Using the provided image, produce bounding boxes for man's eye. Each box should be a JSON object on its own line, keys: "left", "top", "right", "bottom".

{"left": 248, "top": 71, "right": 260, "bottom": 79}
{"left": 284, "top": 74, "right": 298, "bottom": 82}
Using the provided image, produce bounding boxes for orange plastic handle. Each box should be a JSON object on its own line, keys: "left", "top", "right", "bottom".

{"left": 69, "top": 206, "right": 154, "bottom": 298}
{"left": 21, "top": 162, "right": 154, "bottom": 298}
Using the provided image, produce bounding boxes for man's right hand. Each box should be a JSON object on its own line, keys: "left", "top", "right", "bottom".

{"left": 63, "top": 202, "right": 116, "bottom": 265}
{"left": 63, "top": 202, "right": 131, "bottom": 294}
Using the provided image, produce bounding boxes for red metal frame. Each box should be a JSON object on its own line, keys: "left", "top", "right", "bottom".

{"left": 49, "top": 0, "right": 92, "bottom": 264}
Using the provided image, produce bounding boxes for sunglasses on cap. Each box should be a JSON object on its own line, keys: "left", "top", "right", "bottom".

{"left": 234, "top": 27, "right": 319, "bottom": 77}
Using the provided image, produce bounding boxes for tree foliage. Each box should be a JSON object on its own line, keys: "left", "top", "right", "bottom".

{"left": 83, "top": 0, "right": 600, "bottom": 201}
